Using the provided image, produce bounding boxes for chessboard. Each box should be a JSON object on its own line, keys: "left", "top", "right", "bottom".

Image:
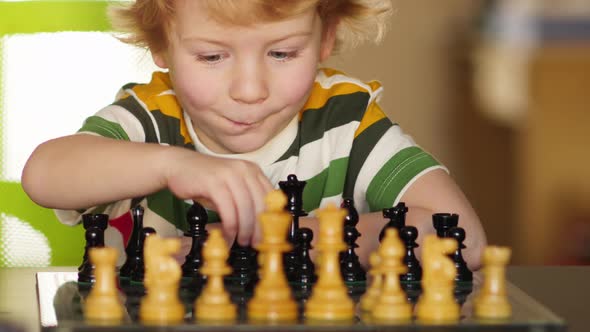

{"left": 36, "top": 180, "right": 565, "bottom": 331}
{"left": 37, "top": 270, "right": 565, "bottom": 331}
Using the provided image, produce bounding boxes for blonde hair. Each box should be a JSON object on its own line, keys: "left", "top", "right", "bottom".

{"left": 109, "top": 0, "right": 393, "bottom": 54}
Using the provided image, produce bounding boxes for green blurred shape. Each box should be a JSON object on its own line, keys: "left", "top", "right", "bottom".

{"left": 0, "top": 1, "right": 113, "bottom": 35}
{"left": 0, "top": 1, "right": 113, "bottom": 267}
{"left": 0, "top": 182, "right": 84, "bottom": 267}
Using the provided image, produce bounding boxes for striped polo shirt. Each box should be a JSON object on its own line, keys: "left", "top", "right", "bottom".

{"left": 55, "top": 68, "right": 443, "bottom": 256}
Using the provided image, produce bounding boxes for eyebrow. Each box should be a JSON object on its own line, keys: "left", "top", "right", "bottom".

{"left": 181, "top": 31, "right": 313, "bottom": 47}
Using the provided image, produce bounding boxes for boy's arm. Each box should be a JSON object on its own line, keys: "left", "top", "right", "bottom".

{"left": 396, "top": 168, "right": 487, "bottom": 271}
{"left": 299, "top": 169, "right": 486, "bottom": 271}
{"left": 21, "top": 134, "right": 273, "bottom": 245}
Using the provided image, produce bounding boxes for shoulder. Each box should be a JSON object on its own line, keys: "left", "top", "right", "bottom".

{"left": 298, "top": 68, "right": 388, "bottom": 134}
{"left": 80, "top": 72, "right": 191, "bottom": 146}
{"left": 311, "top": 68, "right": 383, "bottom": 105}
{"left": 114, "top": 71, "right": 176, "bottom": 112}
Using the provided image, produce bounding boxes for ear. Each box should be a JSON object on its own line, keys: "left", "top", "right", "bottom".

{"left": 319, "top": 19, "right": 338, "bottom": 62}
{"left": 151, "top": 50, "right": 169, "bottom": 69}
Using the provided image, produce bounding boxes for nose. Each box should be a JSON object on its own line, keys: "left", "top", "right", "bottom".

{"left": 230, "top": 58, "right": 269, "bottom": 104}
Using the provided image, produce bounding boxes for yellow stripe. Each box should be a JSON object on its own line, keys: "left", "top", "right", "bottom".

{"left": 321, "top": 67, "right": 346, "bottom": 77}
{"left": 301, "top": 81, "right": 370, "bottom": 114}
{"left": 123, "top": 72, "right": 192, "bottom": 145}
{"left": 157, "top": 95, "right": 192, "bottom": 145}
{"left": 354, "top": 101, "right": 387, "bottom": 138}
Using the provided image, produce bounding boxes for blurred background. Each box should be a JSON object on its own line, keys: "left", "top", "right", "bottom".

{"left": 0, "top": 0, "right": 589, "bottom": 267}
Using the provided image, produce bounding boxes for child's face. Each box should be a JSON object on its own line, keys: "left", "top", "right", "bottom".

{"left": 153, "top": 1, "right": 335, "bottom": 154}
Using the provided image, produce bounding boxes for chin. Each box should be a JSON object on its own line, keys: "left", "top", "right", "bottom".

{"left": 225, "top": 136, "right": 268, "bottom": 154}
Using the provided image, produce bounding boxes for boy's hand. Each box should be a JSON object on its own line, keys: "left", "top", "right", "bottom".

{"left": 165, "top": 150, "right": 273, "bottom": 246}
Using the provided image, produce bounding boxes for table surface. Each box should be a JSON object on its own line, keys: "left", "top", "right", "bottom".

{"left": 0, "top": 266, "right": 588, "bottom": 332}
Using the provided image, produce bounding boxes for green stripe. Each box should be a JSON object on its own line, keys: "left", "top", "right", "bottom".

{"left": 302, "top": 157, "right": 348, "bottom": 212}
{"left": 151, "top": 110, "right": 194, "bottom": 149}
{"left": 276, "top": 125, "right": 301, "bottom": 162}
{"left": 0, "top": 1, "right": 113, "bottom": 35}
{"left": 298, "top": 92, "right": 369, "bottom": 147}
{"left": 366, "top": 147, "right": 440, "bottom": 212}
{"left": 79, "top": 116, "right": 130, "bottom": 141}
{"left": 113, "top": 96, "right": 159, "bottom": 143}
{"left": 343, "top": 118, "right": 393, "bottom": 198}
{"left": 146, "top": 189, "right": 191, "bottom": 232}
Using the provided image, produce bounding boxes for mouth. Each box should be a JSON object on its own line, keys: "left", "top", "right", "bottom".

{"left": 224, "top": 116, "right": 262, "bottom": 129}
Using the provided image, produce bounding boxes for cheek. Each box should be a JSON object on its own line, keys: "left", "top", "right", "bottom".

{"left": 171, "top": 69, "right": 221, "bottom": 110}
{"left": 274, "top": 65, "right": 317, "bottom": 105}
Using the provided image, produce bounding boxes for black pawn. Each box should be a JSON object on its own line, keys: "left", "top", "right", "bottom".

{"left": 379, "top": 202, "right": 408, "bottom": 241}
{"left": 292, "top": 227, "right": 316, "bottom": 285}
{"left": 339, "top": 198, "right": 365, "bottom": 284}
{"left": 227, "top": 240, "right": 258, "bottom": 289}
{"left": 78, "top": 213, "right": 108, "bottom": 283}
{"left": 399, "top": 225, "right": 422, "bottom": 283}
{"left": 448, "top": 226, "right": 473, "bottom": 282}
{"left": 432, "top": 213, "right": 459, "bottom": 238}
{"left": 130, "top": 227, "right": 156, "bottom": 283}
{"left": 340, "top": 225, "right": 366, "bottom": 284}
{"left": 119, "top": 205, "right": 144, "bottom": 279}
{"left": 181, "top": 202, "right": 209, "bottom": 280}
{"left": 292, "top": 227, "right": 316, "bottom": 300}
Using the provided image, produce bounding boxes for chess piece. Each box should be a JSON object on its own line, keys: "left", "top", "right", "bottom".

{"left": 78, "top": 213, "right": 109, "bottom": 283}
{"left": 340, "top": 198, "right": 366, "bottom": 284}
{"left": 305, "top": 203, "right": 355, "bottom": 321}
{"left": 279, "top": 174, "right": 308, "bottom": 239}
{"left": 399, "top": 225, "right": 422, "bottom": 283}
{"left": 292, "top": 227, "right": 316, "bottom": 286}
{"left": 120, "top": 205, "right": 144, "bottom": 279}
{"left": 247, "top": 190, "right": 297, "bottom": 322}
{"left": 182, "top": 202, "right": 209, "bottom": 280}
{"left": 279, "top": 174, "right": 308, "bottom": 282}
{"left": 448, "top": 226, "right": 473, "bottom": 282}
{"left": 84, "top": 247, "right": 124, "bottom": 322}
{"left": 139, "top": 234, "right": 185, "bottom": 324}
{"left": 194, "top": 229, "right": 237, "bottom": 322}
{"left": 360, "top": 252, "right": 383, "bottom": 312}
{"left": 474, "top": 246, "right": 512, "bottom": 319}
{"left": 415, "top": 235, "right": 460, "bottom": 323}
{"left": 372, "top": 228, "right": 412, "bottom": 321}
{"left": 379, "top": 202, "right": 408, "bottom": 241}
{"left": 130, "top": 227, "right": 156, "bottom": 283}
{"left": 341, "top": 225, "right": 366, "bottom": 283}
{"left": 432, "top": 213, "right": 459, "bottom": 238}
{"left": 227, "top": 241, "right": 258, "bottom": 289}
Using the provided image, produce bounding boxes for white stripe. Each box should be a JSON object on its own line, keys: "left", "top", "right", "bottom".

{"left": 316, "top": 70, "right": 383, "bottom": 104}
{"left": 90, "top": 105, "right": 146, "bottom": 142}
{"left": 126, "top": 88, "right": 162, "bottom": 142}
{"left": 353, "top": 126, "right": 416, "bottom": 211}
{"left": 158, "top": 89, "right": 175, "bottom": 96}
{"left": 264, "top": 121, "right": 359, "bottom": 186}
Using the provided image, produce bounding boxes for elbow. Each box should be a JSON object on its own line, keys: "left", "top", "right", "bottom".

{"left": 21, "top": 144, "right": 52, "bottom": 208}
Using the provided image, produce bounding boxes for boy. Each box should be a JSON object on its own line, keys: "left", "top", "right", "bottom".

{"left": 21, "top": 0, "right": 486, "bottom": 269}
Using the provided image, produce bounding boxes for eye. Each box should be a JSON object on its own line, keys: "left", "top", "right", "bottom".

{"left": 268, "top": 50, "right": 299, "bottom": 61}
{"left": 197, "top": 53, "right": 225, "bottom": 64}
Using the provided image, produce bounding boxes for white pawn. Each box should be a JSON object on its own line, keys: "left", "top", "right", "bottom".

{"left": 474, "top": 246, "right": 512, "bottom": 319}
{"left": 194, "top": 229, "right": 236, "bottom": 321}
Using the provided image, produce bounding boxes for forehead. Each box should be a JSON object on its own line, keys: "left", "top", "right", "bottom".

{"left": 172, "top": 0, "right": 319, "bottom": 38}
{"left": 173, "top": 0, "right": 318, "bottom": 27}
